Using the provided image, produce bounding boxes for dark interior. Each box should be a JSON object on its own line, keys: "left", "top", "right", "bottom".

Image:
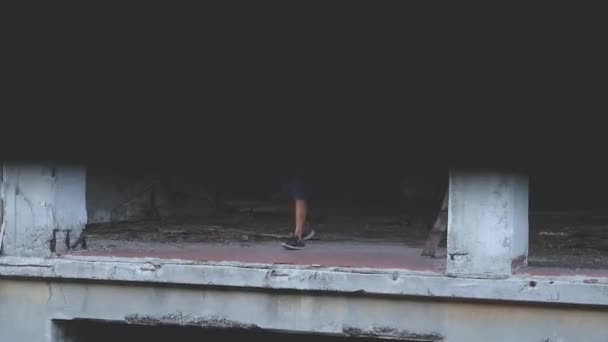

{"left": 4, "top": 2, "right": 608, "bottom": 267}
{"left": 54, "top": 320, "right": 400, "bottom": 342}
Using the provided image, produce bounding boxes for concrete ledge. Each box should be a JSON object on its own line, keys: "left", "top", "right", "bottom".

{"left": 1, "top": 255, "right": 608, "bottom": 307}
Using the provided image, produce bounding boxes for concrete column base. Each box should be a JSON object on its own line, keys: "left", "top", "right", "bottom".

{"left": 446, "top": 170, "right": 529, "bottom": 278}
{"left": 1, "top": 163, "right": 87, "bottom": 257}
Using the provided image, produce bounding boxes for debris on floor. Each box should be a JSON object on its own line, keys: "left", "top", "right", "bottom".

{"left": 82, "top": 207, "right": 608, "bottom": 269}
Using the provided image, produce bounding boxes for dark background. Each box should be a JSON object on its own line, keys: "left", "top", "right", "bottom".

{"left": 2, "top": 1, "right": 607, "bottom": 208}
{"left": 56, "top": 319, "right": 393, "bottom": 342}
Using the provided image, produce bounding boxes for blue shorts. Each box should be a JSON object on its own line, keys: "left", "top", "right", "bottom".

{"left": 281, "top": 174, "right": 308, "bottom": 200}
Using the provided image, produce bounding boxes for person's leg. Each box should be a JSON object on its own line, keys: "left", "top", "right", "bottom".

{"left": 294, "top": 198, "right": 308, "bottom": 239}
{"left": 282, "top": 174, "right": 312, "bottom": 249}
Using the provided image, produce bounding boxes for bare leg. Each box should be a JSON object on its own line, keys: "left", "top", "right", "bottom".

{"left": 294, "top": 199, "right": 308, "bottom": 239}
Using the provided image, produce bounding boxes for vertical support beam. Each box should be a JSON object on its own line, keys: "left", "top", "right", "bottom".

{"left": 421, "top": 191, "right": 448, "bottom": 257}
{"left": 447, "top": 170, "right": 529, "bottom": 278}
{"left": 0, "top": 166, "right": 5, "bottom": 253}
{"left": 0, "top": 163, "right": 87, "bottom": 257}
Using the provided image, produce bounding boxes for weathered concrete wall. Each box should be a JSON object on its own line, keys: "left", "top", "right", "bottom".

{"left": 86, "top": 168, "right": 218, "bottom": 224}
{"left": 0, "top": 164, "right": 87, "bottom": 257}
{"left": 85, "top": 169, "right": 160, "bottom": 224}
{"left": 3, "top": 255, "right": 608, "bottom": 306}
{"left": 447, "top": 170, "right": 529, "bottom": 278}
{"left": 54, "top": 166, "right": 88, "bottom": 232}
{"left": 512, "top": 173, "right": 530, "bottom": 264}
{"left": 0, "top": 278, "right": 607, "bottom": 342}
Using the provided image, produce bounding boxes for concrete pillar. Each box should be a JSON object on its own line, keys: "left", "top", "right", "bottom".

{"left": 446, "top": 170, "right": 529, "bottom": 278}
{"left": 0, "top": 163, "right": 87, "bottom": 257}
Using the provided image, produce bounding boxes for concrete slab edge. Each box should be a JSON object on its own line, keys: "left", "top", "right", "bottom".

{"left": 1, "top": 255, "right": 607, "bottom": 307}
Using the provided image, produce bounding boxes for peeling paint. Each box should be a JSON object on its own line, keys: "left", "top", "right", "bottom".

{"left": 125, "top": 313, "right": 260, "bottom": 330}
{"left": 448, "top": 252, "right": 468, "bottom": 261}
{"left": 343, "top": 325, "right": 443, "bottom": 341}
{"left": 139, "top": 262, "right": 161, "bottom": 272}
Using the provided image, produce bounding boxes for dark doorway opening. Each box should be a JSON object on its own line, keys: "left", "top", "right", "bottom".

{"left": 53, "top": 319, "right": 433, "bottom": 342}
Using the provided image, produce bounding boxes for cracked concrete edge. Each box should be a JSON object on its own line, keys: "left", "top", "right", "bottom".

{"left": 0, "top": 165, "right": 5, "bottom": 254}
{"left": 121, "top": 313, "right": 446, "bottom": 340}
{"left": 1, "top": 255, "right": 608, "bottom": 307}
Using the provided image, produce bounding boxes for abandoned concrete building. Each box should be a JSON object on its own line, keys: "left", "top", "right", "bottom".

{"left": 2, "top": 162, "right": 608, "bottom": 342}
{"left": 2, "top": 2, "right": 608, "bottom": 342}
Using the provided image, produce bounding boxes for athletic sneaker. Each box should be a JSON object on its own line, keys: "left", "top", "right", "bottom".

{"left": 288, "top": 226, "right": 316, "bottom": 241}
{"left": 302, "top": 227, "right": 316, "bottom": 240}
{"left": 282, "top": 238, "right": 305, "bottom": 250}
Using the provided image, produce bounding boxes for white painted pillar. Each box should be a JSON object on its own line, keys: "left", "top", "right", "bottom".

{"left": 0, "top": 163, "right": 87, "bottom": 257}
{"left": 446, "top": 170, "right": 529, "bottom": 278}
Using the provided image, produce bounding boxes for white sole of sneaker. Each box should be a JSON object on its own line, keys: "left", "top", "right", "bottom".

{"left": 282, "top": 243, "right": 304, "bottom": 250}
{"left": 302, "top": 229, "right": 316, "bottom": 241}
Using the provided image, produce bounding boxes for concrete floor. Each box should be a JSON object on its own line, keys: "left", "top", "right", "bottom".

{"left": 71, "top": 241, "right": 444, "bottom": 271}
{"left": 69, "top": 240, "right": 608, "bottom": 278}
{"left": 76, "top": 210, "right": 608, "bottom": 270}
